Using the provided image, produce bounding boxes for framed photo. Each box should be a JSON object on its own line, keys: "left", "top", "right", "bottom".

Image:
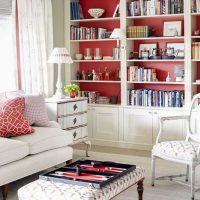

{"left": 139, "top": 43, "right": 157, "bottom": 58}
{"left": 166, "top": 43, "right": 185, "bottom": 58}
{"left": 163, "top": 21, "right": 182, "bottom": 37}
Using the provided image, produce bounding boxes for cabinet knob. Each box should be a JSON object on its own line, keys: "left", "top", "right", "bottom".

{"left": 73, "top": 131, "right": 77, "bottom": 138}
{"left": 73, "top": 104, "right": 78, "bottom": 111}
{"left": 73, "top": 118, "right": 77, "bottom": 124}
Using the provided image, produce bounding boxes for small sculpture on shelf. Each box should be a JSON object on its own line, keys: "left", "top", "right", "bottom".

{"left": 82, "top": 70, "right": 87, "bottom": 80}
{"left": 193, "top": 29, "right": 200, "bottom": 36}
{"left": 76, "top": 70, "right": 82, "bottom": 80}
{"left": 166, "top": 72, "right": 171, "bottom": 82}
{"left": 104, "top": 67, "right": 110, "bottom": 80}
{"left": 87, "top": 70, "right": 93, "bottom": 80}
{"left": 98, "top": 68, "right": 103, "bottom": 80}
{"left": 92, "top": 69, "right": 99, "bottom": 80}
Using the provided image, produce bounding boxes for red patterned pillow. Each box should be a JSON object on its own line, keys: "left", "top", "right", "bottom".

{"left": 0, "top": 97, "right": 34, "bottom": 137}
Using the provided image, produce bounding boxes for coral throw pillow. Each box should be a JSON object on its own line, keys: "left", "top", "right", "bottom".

{"left": 24, "top": 95, "right": 49, "bottom": 127}
{"left": 0, "top": 97, "right": 34, "bottom": 137}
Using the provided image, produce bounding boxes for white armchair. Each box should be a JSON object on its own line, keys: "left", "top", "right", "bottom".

{"left": 151, "top": 93, "right": 200, "bottom": 200}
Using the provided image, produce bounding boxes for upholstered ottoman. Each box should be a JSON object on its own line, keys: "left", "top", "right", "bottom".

{"left": 18, "top": 167, "right": 145, "bottom": 200}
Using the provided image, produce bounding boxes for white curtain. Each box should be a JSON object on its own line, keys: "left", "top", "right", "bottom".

{"left": 17, "top": 0, "right": 54, "bottom": 96}
{"left": 0, "top": 0, "right": 18, "bottom": 92}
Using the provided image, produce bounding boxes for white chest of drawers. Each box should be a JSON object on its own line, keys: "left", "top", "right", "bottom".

{"left": 45, "top": 97, "right": 91, "bottom": 156}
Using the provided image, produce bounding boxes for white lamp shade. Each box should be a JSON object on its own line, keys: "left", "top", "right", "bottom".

{"left": 110, "top": 28, "right": 126, "bottom": 39}
{"left": 48, "top": 48, "right": 73, "bottom": 64}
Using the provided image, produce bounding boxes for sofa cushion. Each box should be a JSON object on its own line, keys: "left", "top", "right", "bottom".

{"left": 0, "top": 97, "right": 34, "bottom": 137}
{"left": 0, "top": 137, "right": 29, "bottom": 166}
{"left": 23, "top": 95, "right": 49, "bottom": 127}
{"left": 12, "top": 127, "right": 73, "bottom": 154}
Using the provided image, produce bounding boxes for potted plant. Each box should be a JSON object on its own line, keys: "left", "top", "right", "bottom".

{"left": 64, "top": 84, "right": 80, "bottom": 98}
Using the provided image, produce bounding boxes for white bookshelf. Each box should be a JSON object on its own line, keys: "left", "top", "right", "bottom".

{"left": 127, "top": 36, "right": 184, "bottom": 41}
{"left": 64, "top": 0, "right": 194, "bottom": 150}
{"left": 126, "top": 13, "right": 184, "bottom": 19}
{"left": 73, "top": 60, "right": 120, "bottom": 63}
{"left": 70, "top": 17, "right": 120, "bottom": 23}
{"left": 127, "top": 59, "right": 185, "bottom": 62}
{"left": 71, "top": 80, "right": 121, "bottom": 83}
{"left": 70, "top": 39, "right": 117, "bottom": 42}
{"left": 127, "top": 81, "right": 185, "bottom": 85}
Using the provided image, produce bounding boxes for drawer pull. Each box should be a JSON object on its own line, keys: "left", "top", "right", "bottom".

{"left": 73, "top": 118, "right": 77, "bottom": 124}
{"left": 73, "top": 104, "right": 78, "bottom": 111}
{"left": 73, "top": 131, "right": 77, "bottom": 138}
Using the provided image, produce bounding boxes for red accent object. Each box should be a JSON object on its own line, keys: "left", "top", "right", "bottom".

{"left": 0, "top": 97, "right": 34, "bottom": 137}
{"left": 69, "top": 92, "right": 76, "bottom": 98}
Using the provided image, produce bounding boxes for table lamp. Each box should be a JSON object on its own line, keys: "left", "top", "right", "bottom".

{"left": 110, "top": 28, "right": 126, "bottom": 48}
{"left": 48, "top": 48, "right": 73, "bottom": 99}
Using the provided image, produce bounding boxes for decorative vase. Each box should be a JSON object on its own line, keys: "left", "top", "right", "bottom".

{"left": 69, "top": 92, "right": 76, "bottom": 98}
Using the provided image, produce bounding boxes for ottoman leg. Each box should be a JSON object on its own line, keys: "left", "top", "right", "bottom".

{"left": 137, "top": 180, "right": 144, "bottom": 200}
{"left": 1, "top": 184, "right": 8, "bottom": 200}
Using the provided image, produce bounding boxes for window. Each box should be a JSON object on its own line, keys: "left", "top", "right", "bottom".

{"left": 0, "top": 0, "right": 17, "bottom": 92}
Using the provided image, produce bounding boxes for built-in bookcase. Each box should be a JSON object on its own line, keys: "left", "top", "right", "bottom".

{"left": 191, "top": 0, "right": 200, "bottom": 95}
{"left": 65, "top": 0, "right": 195, "bottom": 109}
{"left": 66, "top": 0, "right": 122, "bottom": 105}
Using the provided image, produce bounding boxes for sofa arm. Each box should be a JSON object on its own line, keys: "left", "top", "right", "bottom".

{"left": 48, "top": 121, "right": 61, "bottom": 129}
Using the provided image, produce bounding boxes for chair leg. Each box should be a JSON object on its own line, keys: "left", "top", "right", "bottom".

{"left": 186, "top": 165, "right": 189, "bottom": 182}
{"left": 191, "top": 165, "right": 195, "bottom": 200}
{"left": 151, "top": 155, "right": 156, "bottom": 186}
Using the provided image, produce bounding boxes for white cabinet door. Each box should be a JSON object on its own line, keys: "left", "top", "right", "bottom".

{"left": 123, "top": 108, "right": 153, "bottom": 145}
{"left": 91, "top": 107, "right": 119, "bottom": 141}
{"left": 152, "top": 110, "right": 185, "bottom": 143}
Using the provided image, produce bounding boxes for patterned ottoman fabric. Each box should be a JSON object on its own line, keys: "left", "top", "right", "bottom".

{"left": 18, "top": 167, "right": 145, "bottom": 200}
{"left": 153, "top": 141, "right": 200, "bottom": 161}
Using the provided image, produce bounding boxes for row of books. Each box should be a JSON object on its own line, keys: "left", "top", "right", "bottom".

{"left": 127, "top": 26, "right": 151, "bottom": 38}
{"left": 128, "top": 0, "right": 184, "bottom": 16}
{"left": 127, "top": 66, "right": 157, "bottom": 82}
{"left": 192, "top": 42, "right": 200, "bottom": 60}
{"left": 127, "top": 89, "right": 184, "bottom": 107}
{"left": 191, "top": 0, "right": 200, "bottom": 13}
{"left": 70, "top": 2, "right": 84, "bottom": 20}
{"left": 70, "top": 26, "right": 107, "bottom": 40}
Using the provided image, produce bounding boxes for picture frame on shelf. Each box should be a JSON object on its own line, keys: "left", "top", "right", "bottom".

{"left": 163, "top": 21, "right": 182, "bottom": 37}
{"left": 138, "top": 43, "right": 157, "bottom": 59}
{"left": 166, "top": 43, "right": 185, "bottom": 59}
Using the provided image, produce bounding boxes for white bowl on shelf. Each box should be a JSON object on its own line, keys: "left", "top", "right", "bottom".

{"left": 88, "top": 8, "right": 105, "bottom": 18}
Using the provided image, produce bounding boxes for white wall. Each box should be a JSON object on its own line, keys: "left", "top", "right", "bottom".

{"left": 52, "top": 0, "right": 66, "bottom": 93}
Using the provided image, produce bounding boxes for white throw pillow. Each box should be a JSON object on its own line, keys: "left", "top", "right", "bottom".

{"left": 24, "top": 95, "right": 49, "bottom": 127}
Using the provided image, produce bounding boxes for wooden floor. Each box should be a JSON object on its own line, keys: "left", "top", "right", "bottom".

{"left": 2, "top": 146, "right": 200, "bottom": 200}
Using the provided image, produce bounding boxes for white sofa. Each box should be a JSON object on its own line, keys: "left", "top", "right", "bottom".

{"left": 0, "top": 121, "right": 73, "bottom": 200}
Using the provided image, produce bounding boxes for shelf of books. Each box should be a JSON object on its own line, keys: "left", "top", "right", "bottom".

{"left": 68, "top": 0, "right": 121, "bottom": 106}
{"left": 191, "top": 0, "right": 200, "bottom": 95}
{"left": 125, "top": 0, "right": 185, "bottom": 108}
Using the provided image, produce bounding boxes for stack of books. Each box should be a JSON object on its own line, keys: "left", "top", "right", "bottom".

{"left": 127, "top": 66, "right": 157, "bottom": 82}
{"left": 70, "top": 2, "right": 84, "bottom": 20}
{"left": 127, "top": 89, "right": 184, "bottom": 107}
{"left": 192, "top": 42, "right": 200, "bottom": 60}
{"left": 191, "top": 0, "right": 200, "bottom": 13}
{"left": 127, "top": 26, "right": 151, "bottom": 38}
{"left": 128, "top": 0, "right": 184, "bottom": 16}
{"left": 70, "top": 26, "right": 107, "bottom": 40}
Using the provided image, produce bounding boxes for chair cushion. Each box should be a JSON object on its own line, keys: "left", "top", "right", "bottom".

{"left": 12, "top": 127, "right": 73, "bottom": 154}
{"left": 0, "top": 137, "right": 29, "bottom": 166}
{"left": 153, "top": 141, "right": 200, "bottom": 161}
